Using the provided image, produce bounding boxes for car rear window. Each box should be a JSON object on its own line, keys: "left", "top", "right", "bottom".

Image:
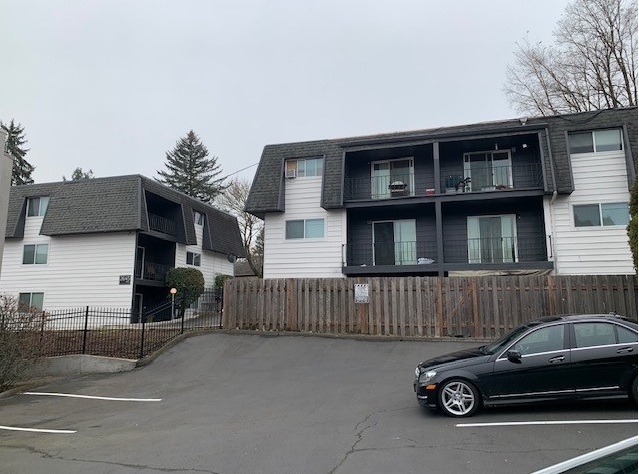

{"left": 616, "top": 325, "right": 638, "bottom": 344}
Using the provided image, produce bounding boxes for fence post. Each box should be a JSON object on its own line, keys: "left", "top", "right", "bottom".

{"left": 82, "top": 306, "right": 89, "bottom": 354}
{"left": 139, "top": 310, "right": 146, "bottom": 359}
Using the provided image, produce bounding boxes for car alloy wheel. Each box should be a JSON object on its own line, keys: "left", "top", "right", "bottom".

{"left": 438, "top": 379, "right": 479, "bottom": 417}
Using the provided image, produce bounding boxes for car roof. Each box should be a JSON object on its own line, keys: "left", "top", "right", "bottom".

{"left": 531, "top": 314, "right": 637, "bottom": 325}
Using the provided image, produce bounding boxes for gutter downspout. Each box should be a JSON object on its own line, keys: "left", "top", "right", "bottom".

{"left": 545, "top": 131, "right": 558, "bottom": 270}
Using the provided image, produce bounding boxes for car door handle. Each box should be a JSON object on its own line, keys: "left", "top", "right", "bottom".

{"left": 548, "top": 355, "right": 565, "bottom": 363}
{"left": 617, "top": 347, "right": 635, "bottom": 354}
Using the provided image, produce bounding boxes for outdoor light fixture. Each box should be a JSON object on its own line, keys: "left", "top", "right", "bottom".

{"left": 170, "top": 287, "right": 177, "bottom": 320}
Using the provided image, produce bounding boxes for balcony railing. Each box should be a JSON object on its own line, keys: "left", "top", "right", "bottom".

{"left": 444, "top": 235, "right": 548, "bottom": 263}
{"left": 442, "top": 163, "right": 544, "bottom": 193}
{"left": 344, "top": 172, "right": 417, "bottom": 201}
{"left": 343, "top": 235, "right": 548, "bottom": 267}
{"left": 343, "top": 163, "right": 543, "bottom": 201}
{"left": 344, "top": 241, "right": 438, "bottom": 267}
{"left": 148, "top": 213, "right": 177, "bottom": 235}
{"left": 134, "top": 261, "right": 172, "bottom": 281}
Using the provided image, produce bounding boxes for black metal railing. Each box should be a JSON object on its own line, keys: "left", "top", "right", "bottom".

{"left": 343, "top": 163, "right": 544, "bottom": 200}
{"left": 343, "top": 241, "right": 439, "bottom": 267}
{"left": 343, "top": 235, "right": 548, "bottom": 267}
{"left": 134, "top": 261, "right": 172, "bottom": 281}
{"left": 444, "top": 235, "right": 548, "bottom": 263}
{"left": 14, "top": 289, "right": 223, "bottom": 360}
{"left": 344, "top": 172, "right": 418, "bottom": 200}
{"left": 440, "top": 163, "right": 544, "bottom": 194}
{"left": 148, "top": 213, "right": 177, "bottom": 235}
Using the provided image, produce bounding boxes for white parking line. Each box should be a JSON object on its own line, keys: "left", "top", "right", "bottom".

{"left": 24, "top": 392, "right": 162, "bottom": 402}
{"left": 457, "top": 419, "right": 638, "bottom": 428}
{"left": 0, "top": 425, "right": 76, "bottom": 434}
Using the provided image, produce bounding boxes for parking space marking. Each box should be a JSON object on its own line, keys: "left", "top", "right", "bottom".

{"left": 0, "top": 425, "right": 76, "bottom": 434}
{"left": 457, "top": 419, "right": 637, "bottom": 428}
{"left": 24, "top": 392, "right": 162, "bottom": 402}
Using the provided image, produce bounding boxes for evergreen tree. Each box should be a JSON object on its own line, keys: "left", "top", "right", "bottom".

{"left": 1, "top": 120, "right": 34, "bottom": 185}
{"left": 63, "top": 167, "right": 94, "bottom": 181}
{"left": 156, "top": 131, "right": 226, "bottom": 202}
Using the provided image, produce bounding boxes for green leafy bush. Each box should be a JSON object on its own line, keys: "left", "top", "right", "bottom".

{"left": 165, "top": 267, "right": 205, "bottom": 319}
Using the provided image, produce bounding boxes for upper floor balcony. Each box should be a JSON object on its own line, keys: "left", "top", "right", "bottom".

{"left": 344, "top": 162, "right": 544, "bottom": 201}
{"left": 148, "top": 213, "right": 177, "bottom": 236}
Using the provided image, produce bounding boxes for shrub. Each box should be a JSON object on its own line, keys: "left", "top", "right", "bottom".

{"left": 166, "top": 267, "right": 205, "bottom": 319}
{"left": 0, "top": 295, "right": 45, "bottom": 390}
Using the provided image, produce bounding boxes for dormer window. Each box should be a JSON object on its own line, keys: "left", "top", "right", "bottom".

{"left": 568, "top": 129, "right": 623, "bottom": 154}
{"left": 27, "top": 196, "right": 49, "bottom": 217}
{"left": 285, "top": 157, "right": 324, "bottom": 178}
{"left": 194, "top": 211, "right": 205, "bottom": 226}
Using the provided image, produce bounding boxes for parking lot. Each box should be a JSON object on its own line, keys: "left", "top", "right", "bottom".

{"left": 1, "top": 332, "right": 636, "bottom": 474}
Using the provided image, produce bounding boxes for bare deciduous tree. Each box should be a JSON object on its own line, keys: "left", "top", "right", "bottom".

{"left": 215, "top": 178, "right": 264, "bottom": 277}
{"left": 504, "top": 0, "right": 637, "bottom": 115}
{"left": 0, "top": 295, "right": 44, "bottom": 390}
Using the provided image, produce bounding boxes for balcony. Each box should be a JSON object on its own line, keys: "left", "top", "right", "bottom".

{"left": 444, "top": 235, "right": 549, "bottom": 264}
{"left": 343, "top": 163, "right": 543, "bottom": 201}
{"left": 148, "top": 213, "right": 177, "bottom": 235}
{"left": 441, "top": 163, "right": 544, "bottom": 194}
{"left": 135, "top": 261, "right": 172, "bottom": 282}
{"left": 344, "top": 241, "right": 439, "bottom": 267}
{"left": 343, "top": 235, "right": 549, "bottom": 270}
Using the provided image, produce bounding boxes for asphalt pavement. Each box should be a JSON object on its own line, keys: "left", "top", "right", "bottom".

{"left": 0, "top": 332, "right": 636, "bottom": 474}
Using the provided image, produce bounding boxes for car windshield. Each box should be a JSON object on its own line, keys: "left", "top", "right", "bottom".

{"left": 482, "top": 322, "right": 542, "bottom": 355}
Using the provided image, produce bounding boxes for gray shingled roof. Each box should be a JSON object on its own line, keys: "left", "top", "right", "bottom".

{"left": 6, "top": 174, "right": 246, "bottom": 258}
{"left": 246, "top": 107, "right": 637, "bottom": 218}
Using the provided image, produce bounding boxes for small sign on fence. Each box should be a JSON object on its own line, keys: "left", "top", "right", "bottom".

{"left": 354, "top": 283, "right": 370, "bottom": 303}
{"left": 119, "top": 275, "right": 131, "bottom": 285}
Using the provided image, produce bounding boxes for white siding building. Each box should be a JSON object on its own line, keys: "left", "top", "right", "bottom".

{"left": 264, "top": 174, "right": 346, "bottom": 278}
{"left": 247, "top": 108, "right": 636, "bottom": 278}
{"left": 547, "top": 134, "right": 634, "bottom": 275}
{"left": 1, "top": 175, "right": 245, "bottom": 316}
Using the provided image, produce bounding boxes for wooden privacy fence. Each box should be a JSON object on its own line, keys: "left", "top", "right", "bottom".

{"left": 223, "top": 275, "right": 638, "bottom": 339}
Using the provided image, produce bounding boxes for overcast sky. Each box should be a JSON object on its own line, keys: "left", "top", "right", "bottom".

{"left": 1, "top": 0, "right": 572, "bottom": 185}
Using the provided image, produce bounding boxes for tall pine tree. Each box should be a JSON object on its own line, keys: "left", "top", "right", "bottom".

{"left": 156, "top": 130, "right": 225, "bottom": 202}
{"left": 1, "top": 120, "right": 34, "bottom": 185}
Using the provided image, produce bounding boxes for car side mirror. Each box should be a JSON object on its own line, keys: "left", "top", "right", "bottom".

{"left": 507, "top": 349, "right": 522, "bottom": 362}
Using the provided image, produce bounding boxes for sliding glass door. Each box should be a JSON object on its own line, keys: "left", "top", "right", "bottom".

{"left": 463, "top": 151, "right": 512, "bottom": 191}
{"left": 371, "top": 158, "right": 414, "bottom": 199}
{"left": 373, "top": 220, "right": 416, "bottom": 265}
{"left": 467, "top": 215, "right": 517, "bottom": 263}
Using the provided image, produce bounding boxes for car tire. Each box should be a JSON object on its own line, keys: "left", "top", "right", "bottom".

{"left": 629, "top": 375, "right": 637, "bottom": 405}
{"left": 438, "top": 379, "right": 480, "bottom": 417}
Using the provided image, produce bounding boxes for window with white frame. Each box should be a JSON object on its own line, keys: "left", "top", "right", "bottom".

{"left": 573, "top": 202, "right": 629, "bottom": 227}
{"left": 19, "top": 292, "right": 44, "bottom": 311}
{"left": 186, "top": 251, "right": 201, "bottom": 266}
{"left": 285, "top": 157, "right": 324, "bottom": 178}
{"left": 23, "top": 244, "right": 49, "bottom": 264}
{"left": 27, "top": 196, "right": 50, "bottom": 217}
{"left": 285, "top": 218, "right": 325, "bottom": 239}
{"left": 568, "top": 129, "right": 623, "bottom": 154}
{"left": 194, "top": 211, "right": 205, "bottom": 226}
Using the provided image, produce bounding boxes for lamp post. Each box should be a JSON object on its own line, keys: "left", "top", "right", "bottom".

{"left": 170, "top": 287, "right": 177, "bottom": 320}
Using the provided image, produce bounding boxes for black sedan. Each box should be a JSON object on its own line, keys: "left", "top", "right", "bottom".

{"left": 413, "top": 314, "right": 638, "bottom": 417}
